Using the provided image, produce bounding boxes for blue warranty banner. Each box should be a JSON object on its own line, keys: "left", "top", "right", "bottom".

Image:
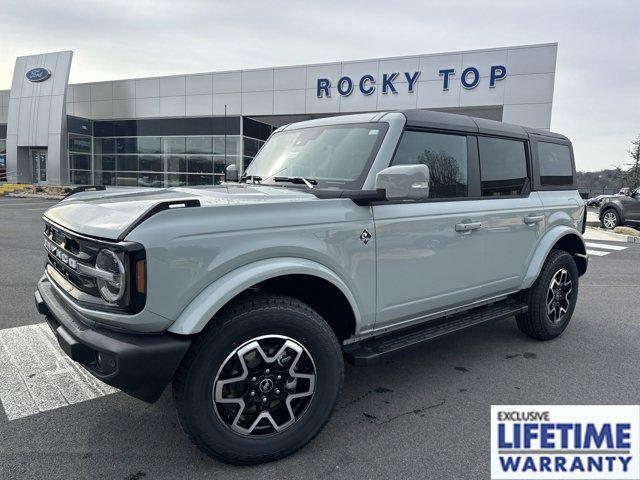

{"left": 491, "top": 405, "right": 640, "bottom": 479}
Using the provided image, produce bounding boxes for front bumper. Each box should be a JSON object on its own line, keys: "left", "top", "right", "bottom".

{"left": 35, "top": 276, "right": 191, "bottom": 403}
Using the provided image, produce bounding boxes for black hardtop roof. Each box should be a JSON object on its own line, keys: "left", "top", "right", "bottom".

{"left": 399, "top": 109, "right": 569, "bottom": 142}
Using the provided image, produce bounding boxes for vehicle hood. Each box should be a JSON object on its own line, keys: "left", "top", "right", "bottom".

{"left": 43, "top": 184, "right": 318, "bottom": 240}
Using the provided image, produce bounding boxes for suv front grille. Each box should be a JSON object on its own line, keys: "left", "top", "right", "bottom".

{"left": 43, "top": 222, "right": 105, "bottom": 301}
{"left": 43, "top": 220, "right": 147, "bottom": 314}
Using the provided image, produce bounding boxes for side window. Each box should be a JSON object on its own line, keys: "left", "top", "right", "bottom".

{"left": 392, "top": 130, "right": 468, "bottom": 198}
{"left": 478, "top": 137, "right": 528, "bottom": 196}
{"left": 537, "top": 142, "right": 574, "bottom": 186}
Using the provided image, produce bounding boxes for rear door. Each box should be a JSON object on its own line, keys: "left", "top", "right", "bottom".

{"left": 475, "top": 136, "right": 544, "bottom": 291}
{"left": 531, "top": 137, "right": 584, "bottom": 229}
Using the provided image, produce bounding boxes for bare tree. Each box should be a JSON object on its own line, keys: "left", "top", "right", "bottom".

{"left": 627, "top": 135, "right": 640, "bottom": 189}
{"left": 617, "top": 134, "right": 640, "bottom": 190}
{"left": 417, "top": 149, "right": 463, "bottom": 196}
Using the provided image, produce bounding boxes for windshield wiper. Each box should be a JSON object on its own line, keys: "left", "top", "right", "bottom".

{"left": 274, "top": 176, "right": 317, "bottom": 189}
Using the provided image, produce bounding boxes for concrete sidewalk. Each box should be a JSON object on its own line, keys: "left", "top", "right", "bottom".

{"left": 584, "top": 226, "right": 640, "bottom": 243}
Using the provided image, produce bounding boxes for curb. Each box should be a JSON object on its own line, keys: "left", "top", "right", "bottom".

{"left": 7, "top": 193, "right": 64, "bottom": 200}
{"left": 585, "top": 226, "right": 640, "bottom": 244}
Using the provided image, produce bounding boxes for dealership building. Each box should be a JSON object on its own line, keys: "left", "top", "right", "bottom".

{"left": 0, "top": 43, "right": 558, "bottom": 187}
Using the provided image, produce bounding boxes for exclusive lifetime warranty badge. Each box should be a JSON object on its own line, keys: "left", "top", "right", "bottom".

{"left": 491, "top": 405, "right": 640, "bottom": 479}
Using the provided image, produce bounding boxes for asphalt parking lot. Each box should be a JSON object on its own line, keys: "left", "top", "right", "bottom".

{"left": 0, "top": 197, "right": 639, "bottom": 480}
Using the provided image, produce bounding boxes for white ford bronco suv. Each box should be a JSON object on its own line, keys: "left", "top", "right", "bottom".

{"left": 35, "top": 110, "right": 587, "bottom": 464}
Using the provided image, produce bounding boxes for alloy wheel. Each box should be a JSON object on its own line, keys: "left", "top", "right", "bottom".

{"left": 546, "top": 268, "right": 572, "bottom": 323}
{"left": 213, "top": 335, "right": 316, "bottom": 436}
{"left": 603, "top": 211, "right": 617, "bottom": 229}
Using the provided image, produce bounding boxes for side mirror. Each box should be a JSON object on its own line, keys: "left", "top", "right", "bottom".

{"left": 375, "top": 164, "right": 430, "bottom": 201}
{"left": 225, "top": 164, "right": 239, "bottom": 182}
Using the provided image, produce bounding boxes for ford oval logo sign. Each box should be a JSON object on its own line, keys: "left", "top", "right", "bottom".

{"left": 26, "top": 68, "right": 51, "bottom": 83}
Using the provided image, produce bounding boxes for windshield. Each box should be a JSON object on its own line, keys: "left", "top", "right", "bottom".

{"left": 244, "top": 122, "right": 388, "bottom": 189}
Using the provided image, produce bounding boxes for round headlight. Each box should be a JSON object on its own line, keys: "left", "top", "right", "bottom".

{"left": 95, "top": 249, "right": 126, "bottom": 303}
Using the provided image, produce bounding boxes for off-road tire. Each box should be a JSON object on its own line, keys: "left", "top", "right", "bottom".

{"left": 172, "top": 294, "right": 343, "bottom": 465}
{"left": 516, "top": 249, "right": 579, "bottom": 340}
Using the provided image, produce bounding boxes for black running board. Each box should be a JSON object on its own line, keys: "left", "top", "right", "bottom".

{"left": 342, "top": 300, "right": 528, "bottom": 365}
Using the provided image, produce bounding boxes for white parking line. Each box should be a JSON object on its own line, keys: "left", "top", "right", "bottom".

{"left": 586, "top": 250, "right": 610, "bottom": 257}
{"left": 585, "top": 242, "right": 627, "bottom": 251}
{"left": 0, "top": 323, "right": 117, "bottom": 421}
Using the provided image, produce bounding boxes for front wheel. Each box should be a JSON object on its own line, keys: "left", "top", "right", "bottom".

{"left": 172, "top": 294, "right": 343, "bottom": 465}
{"left": 516, "top": 249, "right": 579, "bottom": 340}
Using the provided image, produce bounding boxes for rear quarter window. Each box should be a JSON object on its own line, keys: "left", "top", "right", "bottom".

{"left": 537, "top": 142, "right": 574, "bottom": 186}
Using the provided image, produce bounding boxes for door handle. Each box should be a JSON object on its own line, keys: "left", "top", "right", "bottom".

{"left": 523, "top": 215, "right": 544, "bottom": 225}
{"left": 455, "top": 222, "right": 482, "bottom": 233}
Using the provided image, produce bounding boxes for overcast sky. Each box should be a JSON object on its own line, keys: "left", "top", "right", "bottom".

{"left": 1, "top": 0, "right": 638, "bottom": 172}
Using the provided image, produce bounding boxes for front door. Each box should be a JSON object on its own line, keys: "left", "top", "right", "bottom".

{"left": 625, "top": 188, "right": 640, "bottom": 221}
{"left": 31, "top": 149, "right": 47, "bottom": 184}
{"left": 372, "top": 129, "right": 487, "bottom": 330}
{"left": 373, "top": 199, "right": 490, "bottom": 330}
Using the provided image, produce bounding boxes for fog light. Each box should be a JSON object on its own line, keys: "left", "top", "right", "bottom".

{"left": 96, "top": 351, "right": 117, "bottom": 374}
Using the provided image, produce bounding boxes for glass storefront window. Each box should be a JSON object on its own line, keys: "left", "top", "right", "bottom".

{"left": 94, "top": 138, "right": 115, "bottom": 155}
{"left": 167, "top": 155, "right": 186, "bottom": 173}
{"left": 187, "top": 156, "right": 213, "bottom": 173}
{"left": 117, "top": 155, "right": 138, "bottom": 171}
{"left": 116, "top": 172, "right": 138, "bottom": 186}
{"left": 95, "top": 171, "right": 116, "bottom": 186}
{"left": 70, "top": 115, "right": 276, "bottom": 186}
{"left": 213, "top": 156, "right": 229, "bottom": 175}
{"left": 94, "top": 155, "right": 116, "bottom": 171}
{"left": 166, "top": 173, "right": 187, "bottom": 187}
{"left": 187, "top": 174, "right": 214, "bottom": 186}
{"left": 226, "top": 137, "right": 240, "bottom": 156}
{"left": 138, "top": 172, "right": 164, "bottom": 187}
{"left": 213, "top": 136, "right": 241, "bottom": 156}
{"left": 138, "top": 137, "right": 161, "bottom": 154}
{"left": 0, "top": 140, "right": 6, "bottom": 154}
{"left": 243, "top": 137, "right": 263, "bottom": 157}
{"left": 117, "top": 138, "right": 137, "bottom": 154}
{"left": 162, "top": 137, "right": 186, "bottom": 154}
{"left": 70, "top": 170, "right": 91, "bottom": 185}
{"left": 68, "top": 118, "right": 274, "bottom": 186}
{"left": 139, "top": 155, "right": 163, "bottom": 172}
{"left": 186, "top": 137, "right": 213, "bottom": 154}
{"left": 70, "top": 154, "right": 91, "bottom": 171}
{"left": 69, "top": 135, "right": 92, "bottom": 153}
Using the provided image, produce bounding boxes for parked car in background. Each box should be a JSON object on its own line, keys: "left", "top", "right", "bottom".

{"left": 35, "top": 110, "right": 587, "bottom": 465}
{"left": 586, "top": 195, "right": 608, "bottom": 207}
{"left": 599, "top": 187, "right": 640, "bottom": 229}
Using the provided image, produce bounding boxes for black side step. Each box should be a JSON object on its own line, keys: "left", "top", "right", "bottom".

{"left": 343, "top": 300, "right": 528, "bottom": 365}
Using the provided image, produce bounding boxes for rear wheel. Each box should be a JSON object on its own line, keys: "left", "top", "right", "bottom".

{"left": 601, "top": 208, "right": 620, "bottom": 229}
{"left": 516, "top": 249, "right": 579, "bottom": 340}
{"left": 172, "top": 294, "right": 343, "bottom": 465}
